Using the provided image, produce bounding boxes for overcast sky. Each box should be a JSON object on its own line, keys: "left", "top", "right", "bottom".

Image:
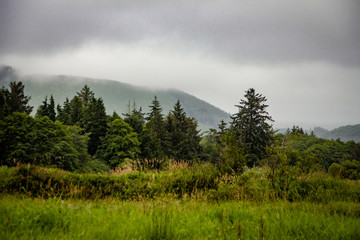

{"left": 1, "top": 0, "right": 359, "bottom": 129}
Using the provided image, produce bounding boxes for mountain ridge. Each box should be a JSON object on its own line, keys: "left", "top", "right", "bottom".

{"left": 0, "top": 72, "right": 230, "bottom": 131}
{"left": 313, "top": 125, "right": 360, "bottom": 143}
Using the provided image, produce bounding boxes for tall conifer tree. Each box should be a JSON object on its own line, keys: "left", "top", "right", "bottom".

{"left": 142, "top": 96, "right": 166, "bottom": 160}
{"left": 4, "top": 81, "right": 33, "bottom": 114}
{"left": 82, "top": 97, "right": 108, "bottom": 155}
{"left": 231, "top": 88, "right": 274, "bottom": 166}
{"left": 165, "top": 100, "right": 202, "bottom": 162}
{"left": 77, "top": 85, "right": 94, "bottom": 107}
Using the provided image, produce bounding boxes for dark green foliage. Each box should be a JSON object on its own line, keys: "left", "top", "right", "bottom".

{"left": 82, "top": 97, "right": 108, "bottom": 155}
{"left": 141, "top": 96, "right": 167, "bottom": 161}
{"left": 56, "top": 96, "right": 84, "bottom": 126}
{"left": 217, "top": 130, "right": 247, "bottom": 175}
{"left": 340, "top": 160, "right": 360, "bottom": 180}
{"left": 277, "top": 133, "right": 360, "bottom": 171}
{"left": 48, "top": 95, "right": 56, "bottom": 121}
{"left": 123, "top": 101, "right": 145, "bottom": 135}
{"left": 165, "top": 100, "right": 203, "bottom": 162}
{"left": 202, "top": 120, "right": 247, "bottom": 175}
{"left": 109, "top": 111, "right": 121, "bottom": 122}
{"left": 69, "top": 96, "right": 83, "bottom": 125}
{"left": 328, "top": 163, "right": 343, "bottom": 178}
{"left": 0, "top": 113, "right": 36, "bottom": 165}
{"left": 231, "top": 88, "right": 274, "bottom": 167}
{"left": 97, "top": 119, "right": 140, "bottom": 169}
{"left": 201, "top": 120, "right": 228, "bottom": 164}
{"left": 0, "top": 81, "right": 33, "bottom": 116}
{"left": 123, "top": 102, "right": 164, "bottom": 170}
{"left": 0, "top": 113, "right": 91, "bottom": 171}
{"left": 56, "top": 86, "right": 108, "bottom": 156}
{"left": 288, "top": 125, "right": 305, "bottom": 135}
{"left": 56, "top": 98, "right": 71, "bottom": 124}
{"left": 35, "top": 95, "right": 56, "bottom": 121}
{"left": 0, "top": 87, "right": 9, "bottom": 117}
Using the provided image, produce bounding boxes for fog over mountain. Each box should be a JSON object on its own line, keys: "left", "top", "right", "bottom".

{"left": 1, "top": 0, "right": 359, "bottom": 129}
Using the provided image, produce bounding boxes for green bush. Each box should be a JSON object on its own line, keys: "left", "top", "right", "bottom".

{"left": 328, "top": 163, "right": 344, "bottom": 178}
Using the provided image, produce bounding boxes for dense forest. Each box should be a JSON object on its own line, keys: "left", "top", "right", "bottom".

{"left": 1, "top": 80, "right": 359, "bottom": 179}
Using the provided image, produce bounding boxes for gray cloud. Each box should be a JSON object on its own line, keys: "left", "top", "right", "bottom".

{"left": 1, "top": 0, "right": 359, "bottom": 66}
{"left": 1, "top": 0, "right": 359, "bottom": 129}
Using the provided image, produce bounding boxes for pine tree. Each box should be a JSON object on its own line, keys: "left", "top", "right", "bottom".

{"left": 82, "top": 97, "right": 108, "bottom": 155}
{"left": 36, "top": 96, "right": 48, "bottom": 119}
{"left": 165, "top": 100, "right": 202, "bottom": 162}
{"left": 77, "top": 85, "right": 94, "bottom": 107}
{"left": 0, "top": 87, "right": 8, "bottom": 118}
{"left": 69, "top": 96, "right": 83, "bottom": 125}
{"left": 231, "top": 88, "right": 274, "bottom": 166}
{"left": 4, "top": 81, "right": 33, "bottom": 114}
{"left": 123, "top": 101, "right": 145, "bottom": 135}
{"left": 142, "top": 96, "right": 166, "bottom": 160}
{"left": 36, "top": 95, "right": 56, "bottom": 121}
{"left": 48, "top": 95, "right": 56, "bottom": 121}
{"left": 56, "top": 98, "right": 71, "bottom": 124}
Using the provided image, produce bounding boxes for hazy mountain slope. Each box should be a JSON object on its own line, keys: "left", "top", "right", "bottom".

{"left": 314, "top": 125, "right": 360, "bottom": 143}
{"left": 1, "top": 74, "right": 230, "bottom": 131}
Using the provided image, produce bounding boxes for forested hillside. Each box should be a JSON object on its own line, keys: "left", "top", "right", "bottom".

{"left": 0, "top": 67, "right": 230, "bottom": 131}
{"left": 314, "top": 125, "right": 360, "bottom": 143}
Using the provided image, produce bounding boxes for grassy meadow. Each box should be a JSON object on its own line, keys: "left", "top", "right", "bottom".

{"left": 1, "top": 196, "right": 359, "bottom": 240}
{"left": 0, "top": 163, "right": 359, "bottom": 239}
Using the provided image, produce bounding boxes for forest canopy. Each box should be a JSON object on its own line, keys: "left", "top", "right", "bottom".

{"left": 0, "top": 81, "right": 359, "bottom": 179}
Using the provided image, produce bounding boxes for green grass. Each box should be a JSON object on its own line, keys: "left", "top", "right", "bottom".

{"left": 1, "top": 195, "right": 359, "bottom": 240}
{"left": 1, "top": 164, "right": 359, "bottom": 239}
{"left": 1, "top": 164, "right": 359, "bottom": 203}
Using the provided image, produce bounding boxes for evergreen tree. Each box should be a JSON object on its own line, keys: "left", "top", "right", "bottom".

{"left": 0, "top": 87, "right": 9, "bottom": 117}
{"left": 3, "top": 81, "right": 33, "bottom": 114}
{"left": 142, "top": 96, "right": 166, "bottom": 160}
{"left": 147, "top": 96, "right": 163, "bottom": 126}
{"left": 82, "top": 97, "right": 108, "bottom": 155}
{"left": 56, "top": 98, "right": 71, "bottom": 124}
{"left": 35, "top": 96, "right": 48, "bottom": 119}
{"left": 123, "top": 101, "right": 145, "bottom": 135}
{"left": 77, "top": 85, "right": 94, "bottom": 107}
{"left": 0, "top": 112, "right": 91, "bottom": 170}
{"left": 109, "top": 111, "right": 121, "bottom": 122}
{"left": 69, "top": 96, "right": 83, "bottom": 125}
{"left": 165, "top": 100, "right": 202, "bottom": 162}
{"left": 48, "top": 95, "right": 56, "bottom": 121}
{"left": 35, "top": 95, "right": 56, "bottom": 121}
{"left": 231, "top": 88, "right": 274, "bottom": 166}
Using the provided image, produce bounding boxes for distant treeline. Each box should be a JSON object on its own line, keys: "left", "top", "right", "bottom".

{"left": 0, "top": 81, "right": 359, "bottom": 179}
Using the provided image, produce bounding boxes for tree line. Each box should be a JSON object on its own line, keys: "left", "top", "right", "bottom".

{"left": 0, "top": 82, "right": 205, "bottom": 171}
{"left": 0, "top": 81, "right": 359, "bottom": 178}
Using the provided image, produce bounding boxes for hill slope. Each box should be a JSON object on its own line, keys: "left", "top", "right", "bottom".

{"left": 314, "top": 125, "right": 360, "bottom": 143}
{"left": 1, "top": 73, "right": 230, "bottom": 131}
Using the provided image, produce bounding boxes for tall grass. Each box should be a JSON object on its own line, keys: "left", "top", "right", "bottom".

{"left": 0, "top": 195, "right": 359, "bottom": 240}
{"left": 0, "top": 164, "right": 359, "bottom": 202}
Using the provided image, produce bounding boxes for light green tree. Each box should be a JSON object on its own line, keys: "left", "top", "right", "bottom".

{"left": 98, "top": 119, "right": 140, "bottom": 169}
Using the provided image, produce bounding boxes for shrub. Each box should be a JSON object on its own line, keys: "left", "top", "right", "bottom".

{"left": 328, "top": 163, "right": 344, "bottom": 178}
